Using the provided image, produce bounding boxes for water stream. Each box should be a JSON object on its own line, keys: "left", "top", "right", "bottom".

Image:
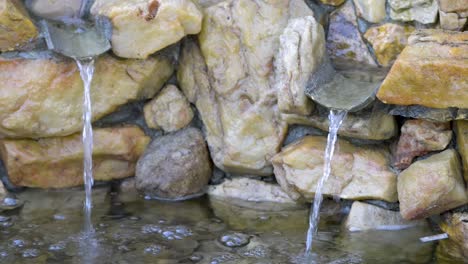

{"left": 305, "top": 109, "right": 347, "bottom": 255}
{"left": 75, "top": 58, "right": 96, "bottom": 234}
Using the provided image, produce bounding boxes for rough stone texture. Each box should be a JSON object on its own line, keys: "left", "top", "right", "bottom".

{"left": 364, "top": 23, "right": 414, "bottom": 67}
{"left": 398, "top": 149, "right": 468, "bottom": 220}
{"left": 393, "top": 119, "right": 452, "bottom": 170}
{"left": 207, "top": 177, "right": 298, "bottom": 204}
{"left": 0, "top": 126, "right": 150, "bottom": 188}
{"left": 389, "top": 0, "right": 438, "bottom": 24}
{"left": 352, "top": 0, "right": 386, "bottom": 23}
{"left": 283, "top": 104, "right": 397, "bottom": 141}
{"left": 319, "top": 0, "right": 346, "bottom": 6}
{"left": 0, "top": 180, "right": 5, "bottom": 198}
{"left": 439, "top": 0, "right": 468, "bottom": 15}
{"left": 455, "top": 120, "right": 468, "bottom": 182}
{"left": 135, "top": 127, "right": 212, "bottom": 200}
{"left": 440, "top": 11, "right": 467, "bottom": 31}
{"left": 275, "top": 16, "right": 325, "bottom": 116}
{"left": 91, "top": 0, "right": 202, "bottom": 59}
{"left": 386, "top": 105, "right": 468, "bottom": 122}
{"left": 28, "top": 0, "right": 81, "bottom": 20}
{"left": 271, "top": 136, "right": 398, "bottom": 202}
{"left": 143, "top": 84, "right": 194, "bottom": 132}
{"left": 438, "top": 212, "right": 468, "bottom": 260}
{"left": 327, "top": 1, "right": 377, "bottom": 70}
{"left": 345, "top": 201, "right": 427, "bottom": 232}
{"left": 0, "top": 0, "right": 38, "bottom": 52}
{"left": 377, "top": 30, "right": 468, "bottom": 109}
{"left": 0, "top": 53, "right": 173, "bottom": 139}
{"left": 178, "top": 0, "right": 312, "bottom": 175}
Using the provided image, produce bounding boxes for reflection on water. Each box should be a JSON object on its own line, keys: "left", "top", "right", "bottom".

{"left": 0, "top": 186, "right": 447, "bottom": 263}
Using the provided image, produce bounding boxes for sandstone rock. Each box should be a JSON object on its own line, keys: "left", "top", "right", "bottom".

{"left": 319, "top": 0, "right": 346, "bottom": 6}
{"left": 345, "top": 201, "right": 427, "bottom": 232}
{"left": 353, "top": 0, "right": 386, "bottom": 23}
{"left": 143, "top": 84, "right": 194, "bottom": 132}
{"left": 393, "top": 119, "right": 452, "bottom": 170}
{"left": 440, "top": 11, "right": 467, "bottom": 31}
{"left": 283, "top": 104, "right": 397, "bottom": 141}
{"left": 389, "top": 0, "right": 438, "bottom": 24}
{"left": 179, "top": 0, "right": 312, "bottom": 175}
{"left": 377, "top": 30, "right": 468, "bottom": 109}
{"left": 398, "top": 149, "right": 467, "bottom": 220}
{"left": 271, "top": 136, "right": 398, "bottom": 202}
{"left": 439, "top": 0, "right": 468, "bottom": 15}
{"left": 0, "top": 0, "right": 38, "bottom": 52}
{"left": 207, "top": 177, "right": 298, "bottom": 204}
{"left": 0, "top": 52, "right": 173, "bottom": 139}
{"left": 28, "top": 0, "right": 81, "bottom": 20}
{"left": 364, "top": 24, "right": 414, "bottom": 67}
{"left": 135, "top": 127, "right": 212, "bottom": 200}
{"left": 0, "top": 126, "right": 150, "bottom": 188}
{"left": 455, "top": 120, "right": 468, "bottom": 182}
{"left": 91, "top": 0, "right": 202, "bottom": 59}
{"left": 275, "top": 16, "right": 325, "bottom": 116}
{"left": 327, "top": 1, "right": 377, "bottom": 70}
{"left": 438, "top": 212, "right": 468, "bottom": 260}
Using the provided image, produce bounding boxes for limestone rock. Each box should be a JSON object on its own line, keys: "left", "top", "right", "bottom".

{"left": 179, "top": 0, "right": 313, "bottom": 175}
{"left": 28, "top": 0, "right": 81, "bottom": 20}
{"left": 135, "top": 127, "right": 212, "bottom": 200}
{"left": 0, "top": 0, "right": 38, "bottom": 52}
{"left": 438, "top": 212, "right": 468, "bottom": 260}
{"left": 398, "top": 149, "right": 468, "bottom": 220}
{"left": 0, "top": 53, "right": 173, "bottom": 139}
{"left": 440, "top": 11, "right": 467, "bottom": 31}
{"left": 377, "top": 30, "right": 468, "bottom": 109}
{"left": 275, "top": 16, "right": 325, "bottom": 116}
{"left": 393, "top": 119, "right": 452, "bottom": 170}
{"left": 319, "top": 0, "right": 346, "bottom": 6}
{"left": 439, "top": 0, "right": 468, "bottom": 15}
{"left": 345, "top": 201, "right": 427, "bottom": 232}
{"left": 353, "top": 0, "right": 386, "bottom": 23}
{"left": 91, "top": 0, "right": 202, "bottom": 59}
{"left": 143, "top": 84, "right": 194, "bottom": 132}
{"left": 0, "top": 126, "right": 150, "bottom": 188}
{"left": 455, "top": 120, "right": 468, "bottom": 182}
{"left": 389, "top": 0, "right": 438, "bottom": 24}
{"left": 364, "top": 23, "right": 414, "bottom": 67}
{"left": 327, "top": 1, "right": 377, "bottom": 70}
{"left": 207, "top": 177, "right": 298, "bottom": 204}
{"left": 283, "top": 104, "right": 397, "bottom": 141}
{"left": 271, "top": 136, "right": 398, "bottom": 202}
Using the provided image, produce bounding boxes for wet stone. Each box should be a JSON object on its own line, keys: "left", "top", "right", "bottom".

{"left": 22, "top": 248, "right": 40, "bottom": 258}
{"left": 218, "top": 232, "right": 250, "bottom": 248}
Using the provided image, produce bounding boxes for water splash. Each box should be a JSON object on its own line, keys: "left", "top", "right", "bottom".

{"left": 75, "top": 58, "right": 95, "bottom": 234}
{"left": 305, "top": 109, "right": 347, "bottom": 254}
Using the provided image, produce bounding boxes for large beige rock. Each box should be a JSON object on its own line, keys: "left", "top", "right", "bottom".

{"left": 29, "top": 0, "right": 81, "bottom": 20}
{"left": 439, "top": 0, "right": 468, "bottom": 15}
{"left": 0, "top": 53, "right": 173, "bottom": 139}
{"left": 345, "top": 201, "right": 427, "bottom": 232}
{"left": 91, "top": 0, "right": 202, "bottom": 59}
{"left": 178, "top": 0, "right": 312, "bottom": 175}
{"left": 398, "top": 149, "right": 468, "bottom": 220}
{"left": 271, "top": 136, "right": 398, "bottom": 202}
{"left": 439, "top": 11, "right": 467, "bottom": 31}
{"left": 377, "top": 30, "right": 468, "bottom": 109}
{"left": 143, "top": 84, "right": 194, "bottom": 132}
{"left": 0, "top": 126, "right": 150, "bottom": 188}
{"left": 274, "top": 16, "right": 325, "bottom": 116}
{"left": 0, "top": 0, "right": 38, "bottom": 52}
{"left": 353, "top": 0, "right": 386, "bottom": 23}
{"left": 393, "top": 119, "right": 452, "bottom": 170}
{"left": 455, "top": 120, "right": 468, "bottom": 182}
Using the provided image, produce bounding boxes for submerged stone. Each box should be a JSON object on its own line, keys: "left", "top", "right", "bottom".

{"left": 0, "top": 126, "right": 150, "bottom": 188}
{"left": 377, "top": 30, "right": 468, "bottom": 109}
{"left": 398, "top": 149, "right": 468, "bottom": 220}
{"left": 0, "top": 53, "right": 173, "bottom": 139}
{"left": 135, "top": 127, "right": 212, "bottom": 200}
{"left": 0, "top": 0, "right": 38, "bottom": 52}
{"left": 91, "top": 0, "right": 202, "bottom": 58}
{"left": 438, "top": 212, "right": 468, "bottom": 260}
{"left": 455, "top": 120, "right": 468, "bottom": 182}
{"left": 271, "top": 136, "right": 398, "bottom": 202}
{"left": 143, "top": 84, "right": 194, "bottom": 132}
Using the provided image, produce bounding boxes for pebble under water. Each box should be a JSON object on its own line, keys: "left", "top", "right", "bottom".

{"left": 0, "top": 186, "right": 450, "bottom": 263}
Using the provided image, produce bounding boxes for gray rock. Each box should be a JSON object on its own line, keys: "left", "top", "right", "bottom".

{"left": 385, "top": 105, "right": 468, "bottom": 122}
{"left": 389, "top": 0, "right": 438, "bottom": 24}
{"left": 135, "top": 127, "right": 212, "bottom": 200}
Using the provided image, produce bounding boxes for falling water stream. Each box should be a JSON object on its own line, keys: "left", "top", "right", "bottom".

{"left": 75, "top": 58, "right": 96, "bottom": 234}
{"left": 305, "top": 109, "right": 347, "bottom": 255}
